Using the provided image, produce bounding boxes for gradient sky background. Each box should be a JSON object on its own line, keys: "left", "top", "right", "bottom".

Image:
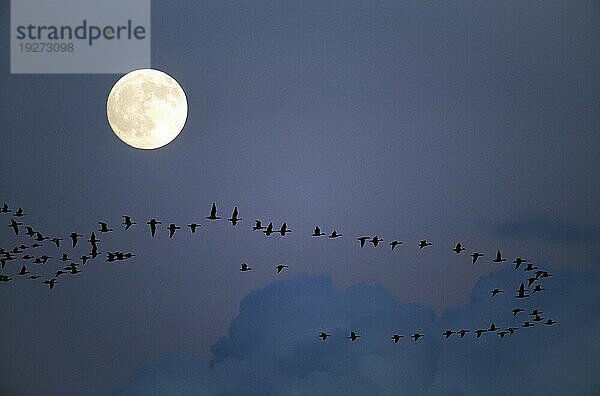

{"left": 1, "top": 1, "right": 599, "bottom": 395}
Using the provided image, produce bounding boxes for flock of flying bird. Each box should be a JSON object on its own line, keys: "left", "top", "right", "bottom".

{"left": 1, "top": 202, "right": 557, "bottom": 343}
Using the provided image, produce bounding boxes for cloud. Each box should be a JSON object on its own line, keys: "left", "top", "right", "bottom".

{"left": 113, "top": 265, "right": 600, "bottom": 395}
{"left": 494, "top": 215, "right": 600, "bottom": 244}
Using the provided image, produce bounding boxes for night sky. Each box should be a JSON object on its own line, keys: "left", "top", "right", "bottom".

{"left": 1, "top": 1, "right": 600, "bottom": 395}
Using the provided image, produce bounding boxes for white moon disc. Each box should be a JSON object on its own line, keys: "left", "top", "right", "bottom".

{"left": 106, "top": 69, "right": 188, "bottom": 150}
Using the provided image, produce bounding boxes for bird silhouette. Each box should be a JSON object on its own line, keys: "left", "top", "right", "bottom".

{"left": 18, "top": 265, "right": 30, "bottom": 275}
{"left": 228, "top": 207, "right": 241, "bottom": 226}
{"left": 275, "top": 264, "right": 288, "bottom": 273}
{"left": 51, "top": 238, "right": 62, "bottom": 247}
{"left": 506, "top": 327, "right": 518, "bottom": 335}
{"left": 391, "top": 334, "right": 403, "bottom": 343}
{"left": 545, "top": 319, "right": 557, "bottom": 326}
{"left": 418, "top": 240, "right": 432, "bottom": 249}
{"left": 34, "top": 232, "right": 48, "bottom": 242}
{"left": 38, "top": 255, "right": 51, "bottom": 264}
{"left": 312, "top": 226, "right": 325, "bottom": 237}
{"left": 263, "top": 222, "right": 274, "bottom": 236}
{"left": 512, "top": 308, "right": 524, "bottom": 316}
{"left": 475, "top": 329, "right": 487, "bottom": 338}
{"left": 390, "top": 240, "right": 402, "bottom": 250}
{"left": 252, "top": 220, "right": 265, "bottom": 231}
{"left": 488, "top": 323, "right": 498, "bottom": 332}
{"left": 0, "top": 203, "right": 10, "bottom": 213}
{"left": 513, "top": 257, "right": 527, "bottom": 270}
{"left": 452, "top": 242, "right": 465, "bottom": 254}
{"left": 532, "top": 314, "right": 545, "bottom": 322}
{"left": 98, "top": 222, "right": 113, "bottom": 233}
{"left": 491, "top": 288, "right": 503, "bottom": 297}
{"left": 14, "top": 207, "right": 26, "bottom": 217}
{"left": 9, "top": 219, "right": 22, "bottom": 235}
{"left": 168, "top": 224, "right": 181, "bottom": 238}
{"left": 206, "top": 203, "right": 221, "bottom": 220}
{"left": 443, "top": 330, "right": 455, "bottom": 338}
{"left": 29, "top": 275, "right": 40, "bottom": 280}
{"left": 42, "top": 278, "right": 57, "bottom": 289}
{"left": 80, "top": 255, "right": 90, "bottom": 265}
{"left": 458, "top": 329, "right": 469, "bottom": 338}
{"left": 69, "top": 232, "right": 82, "bottom": 248}
{"left": 471, "top": 252, "right": 483, "bottom": 264}
{"left": 493, "top": 250, "right": 506, "bottom": 263}
{"left": 329, "top": 230, "right": 342, "bottom": 238}
{"left": 530, "top": 309, "right": 543, "bottom": 316}
{"left": 524, "top": 263, "right": 538, "bottom": 271}
{"left": 497, "top": 331, "right": 508, "bottom": 338}
{"left": 516, "top": 283, "right": 529, "bottom": 299}
{"left": 88, "top": 232, "right": 99, "bottom": 249}
{"left": 240, "top": 262, "right": 251, "bottom": 271}
{"left": 319, "top": 332, "right": 331, "bottom": 340}
{"left": 147, "top": 218, "right": 161, "bottom": 237}
{"left": 522, "top": 321, "right": 534, "bottom": 328}
{"left": 411, "top": 333, "right": 424, "bottom": 341}
{"left": 55, "top": 270, "right": 67, "bottom": 277}
{"left": 348, "top": 331, "right": 360, "bottom": 342}
{"left": 25, "top": 226, "right": 36, "bottom": 237}
{"left": 370, "top": 236, "right": 383, "bottom": 247}
{"left": 60, "top": 253, "right": 70, "bottom": 262}
{"left": 0, "top": 274, "right": 11, "bottom": 282}
{"left": 535, "top": 270, "right": 554, "bottom": 280}
{"left": 122, "top": 216, "right": 136, "bottom": 230}
{"left": 532, "top": 284, "right": 546, "bottom": 293}
{"left": 279, "top": 223, "right": 291, "bottom": 236}
{"left": 357, "top": 236, "right": 370, "bottom": 247}
{"left": 188, "top": 223, "right": 201, "bottom": 233}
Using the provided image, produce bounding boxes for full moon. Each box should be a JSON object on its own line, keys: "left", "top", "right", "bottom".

{"left": 106, "top": 69, "right": 188, "bottom": 150}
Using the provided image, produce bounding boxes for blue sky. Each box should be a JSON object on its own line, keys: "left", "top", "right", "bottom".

{"left": 1, "top": 1, "right": 599, "bottom": 394}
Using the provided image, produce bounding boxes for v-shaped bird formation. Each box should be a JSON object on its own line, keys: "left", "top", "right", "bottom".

{"left": 1, "top": 202, "right": 558, "bottom": 343}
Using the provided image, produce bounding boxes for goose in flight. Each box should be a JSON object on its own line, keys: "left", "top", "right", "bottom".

{"left": 188, "top": 223, "right": 201, "bottom": 233}
{"left": 60, "top": 253, "right": 70, "bottom": 262}
{"left": 524, "top": 263, "right": 538, "bottom": 272}
{"left": 329, "top": 230, "right": 342, "bottom": 239}
{"left": 14, "top": 207, "right": 26, "bottom": 217}
{"left": 357, "top": 236, "right": 370, "bottom": 247}
{"left": 42, "top": 278, "right": 57, "bottom": 289}
{"left": 390, "top": 240, "right": 402, "bottom": 250}
{"left": 319, "top": 332, "right": 331, "bottom": 340}
{"left": 490, "top": 288, "right": 503, "bottom": 297}
{"left": 370, "top": 236, "right": 383, "bottom": 247}
{"left": 34, "top": 232, "right": 48, "bottom": 242}
{"left": 228, "top": 207, "right": 241, "bottom": 226}
{"left": 0, "top": 203, "right": 9, "bottom": 213}
{"left": 532, "top": 284, "right": 546, "bottom": 293}
{"left": 471, "top": 252, "right": 483, "bottom": 264}
{"left": 25, "top": 226, "right": 36, "bottom": 237}
{"left": 0, "top": 274, "right": 11, "bottom": 282}
{"left": 9, "top": 219, "right": 21, "bottom": 235}
{"left": 475, "top": 329, "right": 487, "bottom": 338}
{"left": 418, "top": 240, "right": 432, "bottom": 249}
{"left": 411, "top": 333, "right": 424, "bottom": 341}
{"left": 252, "top": 220, "right": 265, "bottom": 231}
{"left": 391, "top": 334, "right": 403, "bottom": 343}
{"left": 29, "top": 275, "right": 40, "bottom": 280}
{"left": 279, "top": 223, "right": 291, "bottom": 236}
{"left": 530, "top": 309, "right": 543, "bottom": 316}
{"left": 452, "top": 242, "right": 465, "bottom": 254}
{"left": 535, "top": 270, "right": 554, "bottom": 280}
{"left": 488, "top": 323, "right": 498, "bottom": 332}
{"left": 312, "top": 226, "right": 325, "bottom": 237}
{"left": 263, "top": 222, "right": 274, "bottom": 236}
{"left": 458, "top": 329, "right": 469, "bottom": 338}
{"left": 51, "top": 238, "right": 62, "bottom": 248}
{"left": 123, "top": 216, "right": 136, "bottom": 230}
{"left": 18, "top": 265, "right": 30, "bottom": 275}
{"left": 206, "top": 203, "right": 221, "bottom": 220}
{"left": 492, "top": 250, "right": 506, "bottom": 263}
{"left": 98, "top": 222, "right": 113, "bottom": 233}
{"left": 275, "top": 264, "right": 288, "bottom": 273}
{"left": 517, "top": 283, "right": 529, "bottom": 298}
{"left": 168, "top": 224, "right": 181, "bottom": 238}
{"left": 513, "top": 257, "right": 526, "bottom": 270}
{"left": 497, "top": 331, "right": 508, "bottom": 338}
{"left": 512, "top": 308, "right": 524, "bottom": 316}
{"left": 522, "top": 321, "right": 534, "bottom": 328}
{"left": 545, "top": 319, "right": 557, "bottom": 326}
{"left": 347, "top": 331, "right": 361, "bottom": 342}
{"left": 240, "top": 262, "right": 251, "bottom": 272}
{"left": 147, "top": 218, "right": 161, "bottom": 237}
{"left": 443, "top": 330, "right": 455, "bottom": 338}
{"left": 69, "top": 232, "right": 82, "bottom": 248}
{"left": 88, "top": 232, "right": 99, "bottom": 249}
{"left": 506, "top": 327, "right": 518, "bottom": 335}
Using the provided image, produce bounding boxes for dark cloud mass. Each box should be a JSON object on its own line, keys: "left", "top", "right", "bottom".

{"left": 112, "top": 265, "right": 600, "bottom": 395}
